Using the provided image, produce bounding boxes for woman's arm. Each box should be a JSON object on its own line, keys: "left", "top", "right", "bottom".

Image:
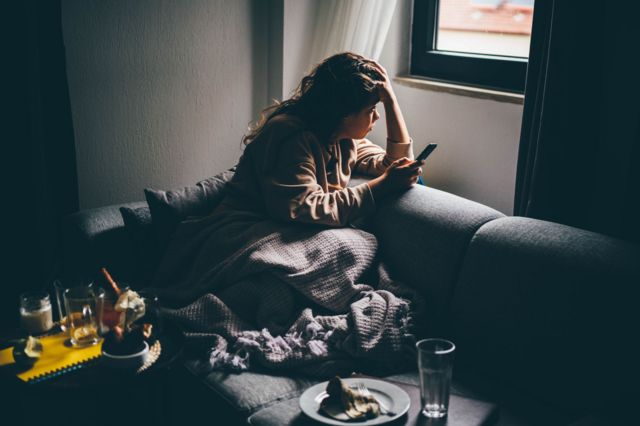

{"left": 261, "top": 132, "right": 375, "bottom": 227}
{"left": 354, "top": 61, "right": 415, "bottom": 177}
{"left": 373, "top": 62, "right": 412, "bottom": 146}
{"left": 354, "top": 138, "right": 412, "bottom": 176}
{"left": 355, "top": 62, "right": 422, "bottom": 177}
{"left": 362, "top": 62, "right": 422, "bottom": 198}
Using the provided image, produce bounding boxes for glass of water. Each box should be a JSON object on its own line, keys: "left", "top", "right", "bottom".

{"left": 417, "top": 338, "right": 456, "bottom": 418}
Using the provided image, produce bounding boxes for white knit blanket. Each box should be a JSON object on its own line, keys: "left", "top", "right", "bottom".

{"left": 153, "top": 210, "right": 422, "bottom": 376}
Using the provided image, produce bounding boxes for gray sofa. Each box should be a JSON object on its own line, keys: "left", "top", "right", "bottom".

{"left": 62, "top": 182, "right": 639, "bottom": 425}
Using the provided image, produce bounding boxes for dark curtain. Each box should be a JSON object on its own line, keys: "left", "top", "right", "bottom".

{"left": 4, "top": 0, "right": 78, "bottom": 328}
{"left": 515, "top": 0, "right": 640, "bottom": 243}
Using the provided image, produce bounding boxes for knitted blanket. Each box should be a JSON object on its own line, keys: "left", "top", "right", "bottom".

{"left": 153, "top": 210, "right": 422, "bottom": 376}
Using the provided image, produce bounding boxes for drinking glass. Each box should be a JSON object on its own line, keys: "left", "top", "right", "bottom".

{"left": 53, "top": 280, "right": 69, "bottom": 331}
{"left": 63, "top": 286, "right": 104, "bottom": 347}
{"left": 417, "top": 338, "right": 456, "bottom": 418}
{"left": 54, "top": 279, "right": 100, "bottom": 332}
{"left": 99, "top": 290, "right": 122, "bottom": 335}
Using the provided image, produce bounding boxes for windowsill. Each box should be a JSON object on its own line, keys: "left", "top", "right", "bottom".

{"left": 394, "top": 75, "right": 524, "bottom": 105}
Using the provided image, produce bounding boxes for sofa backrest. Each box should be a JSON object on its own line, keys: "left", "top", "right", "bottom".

{"left": 372, "top": 185, "right": 504, "bottom": 335}
{"left": 63, "top": 181, "right": 506, "bottom": 335}
{"left": 62, "top": 202, "right": 146, "bottom": 284}
{"left": 449, "top": 216, "right": 640, "bottom": 417}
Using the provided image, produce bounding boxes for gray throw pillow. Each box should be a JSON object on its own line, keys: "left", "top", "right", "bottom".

{"left": 144, "top": 168, "right": 236, "bottom": 245}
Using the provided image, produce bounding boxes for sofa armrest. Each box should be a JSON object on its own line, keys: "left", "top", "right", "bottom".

{"left": 451, "top": 217, "right": 640, "bottom": 417}
{"left": 62, "top": 202, "right": 147, "bottom": 284}
{"left": 372, "top": 185, "right": 505, "bottom": 335}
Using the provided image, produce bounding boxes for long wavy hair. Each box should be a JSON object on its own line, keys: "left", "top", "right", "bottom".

{"left": 242, "top": 52, "right": 385, "bottom": 145}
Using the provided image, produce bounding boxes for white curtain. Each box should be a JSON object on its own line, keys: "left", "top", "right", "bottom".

{"left": 308, "top": 0, "right": 398, "bottom": 68}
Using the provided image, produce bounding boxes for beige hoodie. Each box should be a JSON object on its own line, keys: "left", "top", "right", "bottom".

{"left": 216, "top": 114, "right": 413, "bottom": 227}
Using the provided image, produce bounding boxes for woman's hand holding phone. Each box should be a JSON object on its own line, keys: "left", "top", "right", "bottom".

{"left": 387, "top": 157, "right": 423, "bottom": 187}
{"left": 367, "top": 157, "right": 423, "bottom": 199}
{"left": 367, "top": 143, "right": 436, "bottom": 198}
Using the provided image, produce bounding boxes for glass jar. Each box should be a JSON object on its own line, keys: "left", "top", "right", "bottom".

{"left": 19, "top": 291, "right": 54, "bottom": 334}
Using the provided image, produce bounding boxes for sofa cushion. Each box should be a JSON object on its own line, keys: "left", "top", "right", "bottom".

{"left": 62, "top": 202, "right": 148, "bottom": 283}
{"left": 246, "top": 397, "right": 301, "bottom": 426}
{"left": 183, "top": 359, "right": 317, "bottom": 414}
{"left": 144, "top": 168, "right": 235, "bottom": 246}
{"left": 450, "top": 217, "right": 640, "bottom": 419}
{"left": 372, "top": 185, "right": 504, "bottom": 335}
{"left": 248, "top": 396, "right": 508, "bottom": 426}
{"left": 247, "top": 371, "right": 548, "bottom": 426}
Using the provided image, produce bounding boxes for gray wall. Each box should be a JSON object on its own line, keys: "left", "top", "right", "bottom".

{"left": 282, "top": 0, "right": 317, "bottom": 98}
{"left": 276, "top": 0, "right": 523, "bottom": 214}
{"left": 63, "top": 0, "right": 522, "bottom": 214}
{"left": 62, "top": 0, "right": 263, "bottom": 209}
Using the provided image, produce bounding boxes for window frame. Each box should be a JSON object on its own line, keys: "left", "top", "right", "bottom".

{"left": 410, "top": 0, "right": 529, "bottom": 93}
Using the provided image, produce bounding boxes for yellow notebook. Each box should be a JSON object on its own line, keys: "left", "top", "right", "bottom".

{"left": 0, "top": 332, "right": 102, "bottom": 383}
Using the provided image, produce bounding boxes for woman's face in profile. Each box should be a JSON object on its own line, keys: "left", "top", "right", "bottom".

{"left": 339, "top": 102, "right": 381, "bottom": 140}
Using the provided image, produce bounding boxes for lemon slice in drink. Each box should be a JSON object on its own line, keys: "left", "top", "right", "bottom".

{"left": 72, "top": 325, "right": 97, "bottom": 342}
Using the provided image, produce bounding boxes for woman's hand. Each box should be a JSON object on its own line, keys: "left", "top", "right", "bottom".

{"left": 369, "top": 60, "right": 410, "bottom": 145}
{"left": 384, "top": 157, "right": 423, "bottom": 188}
{"left": 370, "top": 61, "right": 396, "bottom": 106}
{"left": 367, "top": 157, "right": 423, "bottom": 199}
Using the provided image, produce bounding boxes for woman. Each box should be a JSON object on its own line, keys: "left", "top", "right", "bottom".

{"left": 215, "top": 52, "right": 423, "bottom": 227}
{"left": 157, "top": 53, "right": 423, "bottom": 374}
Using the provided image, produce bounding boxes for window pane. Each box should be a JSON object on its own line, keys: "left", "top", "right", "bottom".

{"left": 437, "top": 0, "right": 534, "bottom": 58}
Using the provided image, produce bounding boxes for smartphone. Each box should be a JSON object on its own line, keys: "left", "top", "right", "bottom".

{"left": 415, "top": 143, "right": 437, "bottom": 162}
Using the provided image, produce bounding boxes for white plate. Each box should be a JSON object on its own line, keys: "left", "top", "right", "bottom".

{"left": 299, "top": 377, "right": 411, "bottom": 425}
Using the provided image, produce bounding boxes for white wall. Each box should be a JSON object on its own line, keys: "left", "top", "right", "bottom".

{"left": 365, "top": 0, "right": 523, "bottom": 214}
{"left": 62, "top": 0, "right": 262, "bottom": 209}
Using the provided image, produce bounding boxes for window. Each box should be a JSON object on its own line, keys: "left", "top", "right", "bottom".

{"left": 411, "top": 0, "right": 534, "bottom": 92}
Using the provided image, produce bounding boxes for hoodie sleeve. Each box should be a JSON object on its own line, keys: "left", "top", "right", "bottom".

{"left": 354, "top": 137, "right": 414, "bottom": 176}
{"left": 260, "top": 131, "right": 375, "bottom": 227}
